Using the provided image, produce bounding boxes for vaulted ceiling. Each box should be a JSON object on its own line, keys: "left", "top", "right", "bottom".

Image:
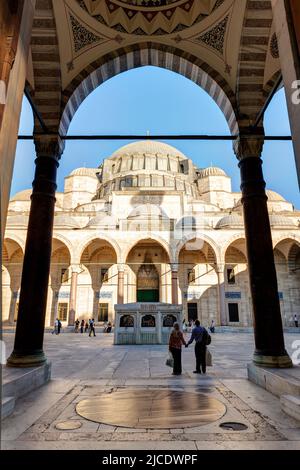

{"left": 28, "top": 0, "right": 281, "bottom": 135}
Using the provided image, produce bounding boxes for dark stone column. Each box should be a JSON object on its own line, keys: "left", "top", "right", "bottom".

{"left": 235, "top": 133, "right": 292, "bottom": 368}
{"left": 7, "top": 137, "right": 63, "bottom": 367}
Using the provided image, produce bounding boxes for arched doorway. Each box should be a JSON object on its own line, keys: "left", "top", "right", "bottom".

{"left": 137, "top": 254, "right": 160, "bottom": 302}
{"left": 2, "top": 238, "right": 24, "bottom": 324}
{"left": 80, "top": 239, "right": 118, "bottom": 322}
{"left": 274, "top": 239, "right": 300, "bottom": 326}
{"left": 49, "top": 239, "right": 71, "bottom": 326}
{"left": 224, "top": 239, "right": 250, "bottom": 326}
{"left": 177, "top": 239, "right": 218, "bottom": 325}
{"left": 126, "top": 238, "right": 171, "bottom": 303}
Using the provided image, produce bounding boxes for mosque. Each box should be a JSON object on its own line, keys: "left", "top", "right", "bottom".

{"left": 3, "top": 141, "right": 300, "bottom": 329}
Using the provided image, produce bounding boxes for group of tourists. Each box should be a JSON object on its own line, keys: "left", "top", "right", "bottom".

{"left": 168, "top": 319, "right": 211, "bottom": 376}
{"left": 74, "top": 318, "right": 96, "bottom": 336}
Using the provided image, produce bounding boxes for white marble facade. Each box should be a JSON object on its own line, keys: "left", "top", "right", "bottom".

{"left": 3, "top": 141, "right": 300, "bottom": 328}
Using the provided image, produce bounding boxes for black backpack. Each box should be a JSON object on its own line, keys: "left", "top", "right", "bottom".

{"left": 204, "top": 328, "right": 211, "bottom": 345}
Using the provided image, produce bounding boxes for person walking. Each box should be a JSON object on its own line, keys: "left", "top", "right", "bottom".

{"left": 74, "top": 319, "right": 80, "bottom": 333}
{"left": 186, "top": 319, "right": 209, "bottom": 374}
{"left": 294, "top": 314, "right": 299, "bottom": 328}
{"left": 209, "top": 319, "right": 215, "bottom": 333}
{"left": 57, "top": 319, "right": 62, "bottom": 335}
{"left": 89, "top": 318, "right": 96, "bottom": 337}
{"left": 168, "top": 322, "right": 187, "bottom": 376}
{"left": 52, "top": 318, "right": 59, "bottom": 335}
{"left": 80, "top": 319, "right": 85, "bottom": 334}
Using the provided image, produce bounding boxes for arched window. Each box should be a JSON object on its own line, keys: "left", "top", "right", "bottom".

{"left": 163, "top": 315, "right": 176, "bottom": 327}
{"left": 120, "top": 315, "right": 134, "bottom": 328}
{"left": 141, "top": 315, "right": 156, "bottom": 327}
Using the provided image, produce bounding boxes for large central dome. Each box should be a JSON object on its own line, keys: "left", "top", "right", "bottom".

{"left": 109, "top": 140, "right": 187, "bottom": 160}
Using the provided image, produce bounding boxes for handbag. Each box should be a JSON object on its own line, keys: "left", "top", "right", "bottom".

{"left": 206, "top": 348, "right": 212, "bottom": 367}
{"left": 166, "top": 352, "right": 174, "bottom": 368}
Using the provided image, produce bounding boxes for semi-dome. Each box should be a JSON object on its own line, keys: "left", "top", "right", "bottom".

{"left": 266, "top": 190, "right": 286, "bottom": 201}
{"left": 197, "top": 167, "right": 227, "bottom": 178}
{"left": 10, "top": 189, "right": 32, "bottom": 202}
{"left": 269, "top": 215, "right": 298, "bottom": 227}
{"left": 69, "top": 168, "right": 99, "bottom": 177}
{"left": 109, "top": 140, "right": 187, "bottom": 160}
{"left": 216, "top": 214, "right": 244, "bottom": 229}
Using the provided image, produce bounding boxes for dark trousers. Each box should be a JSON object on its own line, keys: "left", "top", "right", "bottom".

{"left": 89, "top": 326, "right": 96, "bottom": 337}
{"left": 195, "top": 342, "right": 206, "bottom": 373}
{"left": 295, "top": 321, "right": 299, "bottom": 328}
{"left": 170, "top": 347, "right": 182, "bottom": 375}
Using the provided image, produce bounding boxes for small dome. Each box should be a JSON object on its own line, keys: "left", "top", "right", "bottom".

{"left": 109, "top": 140, "right": 187, "bottom": 160}
{"left": 128, "top": 204, "right": 169, "bottom": 219}
{"left": 69, "top": 168, "right": 99, "bottom": 177}
{"left": 269, "top": 215, "right": 298, "bottom": 227}
{"left": 53, "top": 215, "right": 81, "bottom": 229}
{"left": 266, "top": 190, "right": 286, "bottom": 202}
{"left": 197, "top": 167, "right": 227, "bottom": 178}
{"left": 10, "top": 189, "right": 32, "bottom": 202}
{"left": 216, "top": 214, "right": 244, "bottom": 229}
{"left": 87, "top": 214, "right": 118, "bottom": 228}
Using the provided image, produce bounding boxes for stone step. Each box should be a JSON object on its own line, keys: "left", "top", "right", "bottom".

{"left": 248, "top": 363, "right": 300, "bottom": 398}
{"left": 280, "top": 394, "right": 300, "bottom": 421}
{"left": 2, "top": 396, "right": 15, "bottom": 420}
{"left": 2, "top": 362, "right": 51, "bottom": 400}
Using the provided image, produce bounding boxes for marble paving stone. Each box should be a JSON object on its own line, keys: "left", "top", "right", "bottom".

{"left": 2, "top": 332, "right": 300, "bottom": 449}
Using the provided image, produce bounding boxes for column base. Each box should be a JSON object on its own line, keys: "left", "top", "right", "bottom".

{"left": 253, "top": 351, "right": 293, "bottom": 369}
{"left": 6, "top": 350, "right": 47, "bottom": 368}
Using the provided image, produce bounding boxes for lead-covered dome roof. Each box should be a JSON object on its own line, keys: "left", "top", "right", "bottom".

{"left": 108, "top": 140, "right": 187, "bottom": 160}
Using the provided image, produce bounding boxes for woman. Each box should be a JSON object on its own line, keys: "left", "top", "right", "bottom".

{"left": 168, "top": 322, "right": 187, "bottom": 376}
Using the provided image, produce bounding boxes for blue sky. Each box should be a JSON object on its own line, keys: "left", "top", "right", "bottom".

{"left": 13, "top": 66, "right": 299, "bottom": 208}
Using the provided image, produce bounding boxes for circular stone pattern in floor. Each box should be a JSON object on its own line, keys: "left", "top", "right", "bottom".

{"left": 76, "top": 389, "right": 226, "bottom": 429}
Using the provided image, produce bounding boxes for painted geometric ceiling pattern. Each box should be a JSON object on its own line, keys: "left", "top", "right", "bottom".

{"left": 76, "top": 0, "right": 226, "bottom": 35}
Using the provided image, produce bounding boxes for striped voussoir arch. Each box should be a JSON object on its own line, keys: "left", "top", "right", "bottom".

{"left": 31, "top": 0, "right": 62, "bottom": 133}
{"left": 237, "top": 0, "right": 274, "bottom": 125}
{"left": 60, "top": 43, "right": 239, "bottom": 136}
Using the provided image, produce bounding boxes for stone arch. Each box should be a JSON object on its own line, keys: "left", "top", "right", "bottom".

{"left": 76, "top": 235, "right": 121, "bottom": 264}
{"left": 220, "top": 235, "right": 247, "bottom": 262}
{"left": 123, "top": 236, "right": 172, "bottom": 264}
{"left": 174, "top": 233, "right": 220, "bottom": 264}
{"left": 60, "top": 43, "right": 238, "bottom": 137}
{"left": 78, "top": 238, "right": 119, "bottom": 321}
{"left": 49, "top": 239, "right": 72, "bottom": 326}
{"left": 52, "top": 232, "right": 74, "bottom": 261}
{"left": 2, "top": 238, "right": 24, "bottom": 323}
{"left": 125, "top": 237, "right": 171, "bottom": 303}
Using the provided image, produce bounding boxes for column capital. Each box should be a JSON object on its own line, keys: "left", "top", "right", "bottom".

{"left": 234, "top": 128, "right": 265, "bottom": 161}
{"left": 117, "top": 263, "right": 125, "bottom": 272}
{"left": 215, "top": 263, "right": 225, "bottom": 274}
{"left": 171, "top": 263, "right": 179, "bottom": 272}
{"left": 34, "top": 135, "right": 65, "bottom": 160}
{"left": 70, "top": 264, "right": 82, "bottom": 274}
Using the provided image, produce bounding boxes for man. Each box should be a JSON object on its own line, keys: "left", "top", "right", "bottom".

{"left": 186, "top": 319, "right": 208, "bottom": 374}
{"left": 294, "top": 314, "right": 299, "bottom": 328}
{"left": 89, "top": 318, "right": 96, "bottom": 337}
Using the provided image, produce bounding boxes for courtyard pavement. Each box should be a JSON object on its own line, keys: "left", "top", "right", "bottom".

{"left": 1, "top": 331, "right": 300, "bottom": 450}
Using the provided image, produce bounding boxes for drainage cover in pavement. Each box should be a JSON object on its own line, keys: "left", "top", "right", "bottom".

{"left": 55, "top": 420, "right": 82, "bottom": 430}
{"left": 76, "top": 389, "right": 226, "bottom": 429}
{"left": 219, "top": 422, "right": 248, "bottom": 431}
